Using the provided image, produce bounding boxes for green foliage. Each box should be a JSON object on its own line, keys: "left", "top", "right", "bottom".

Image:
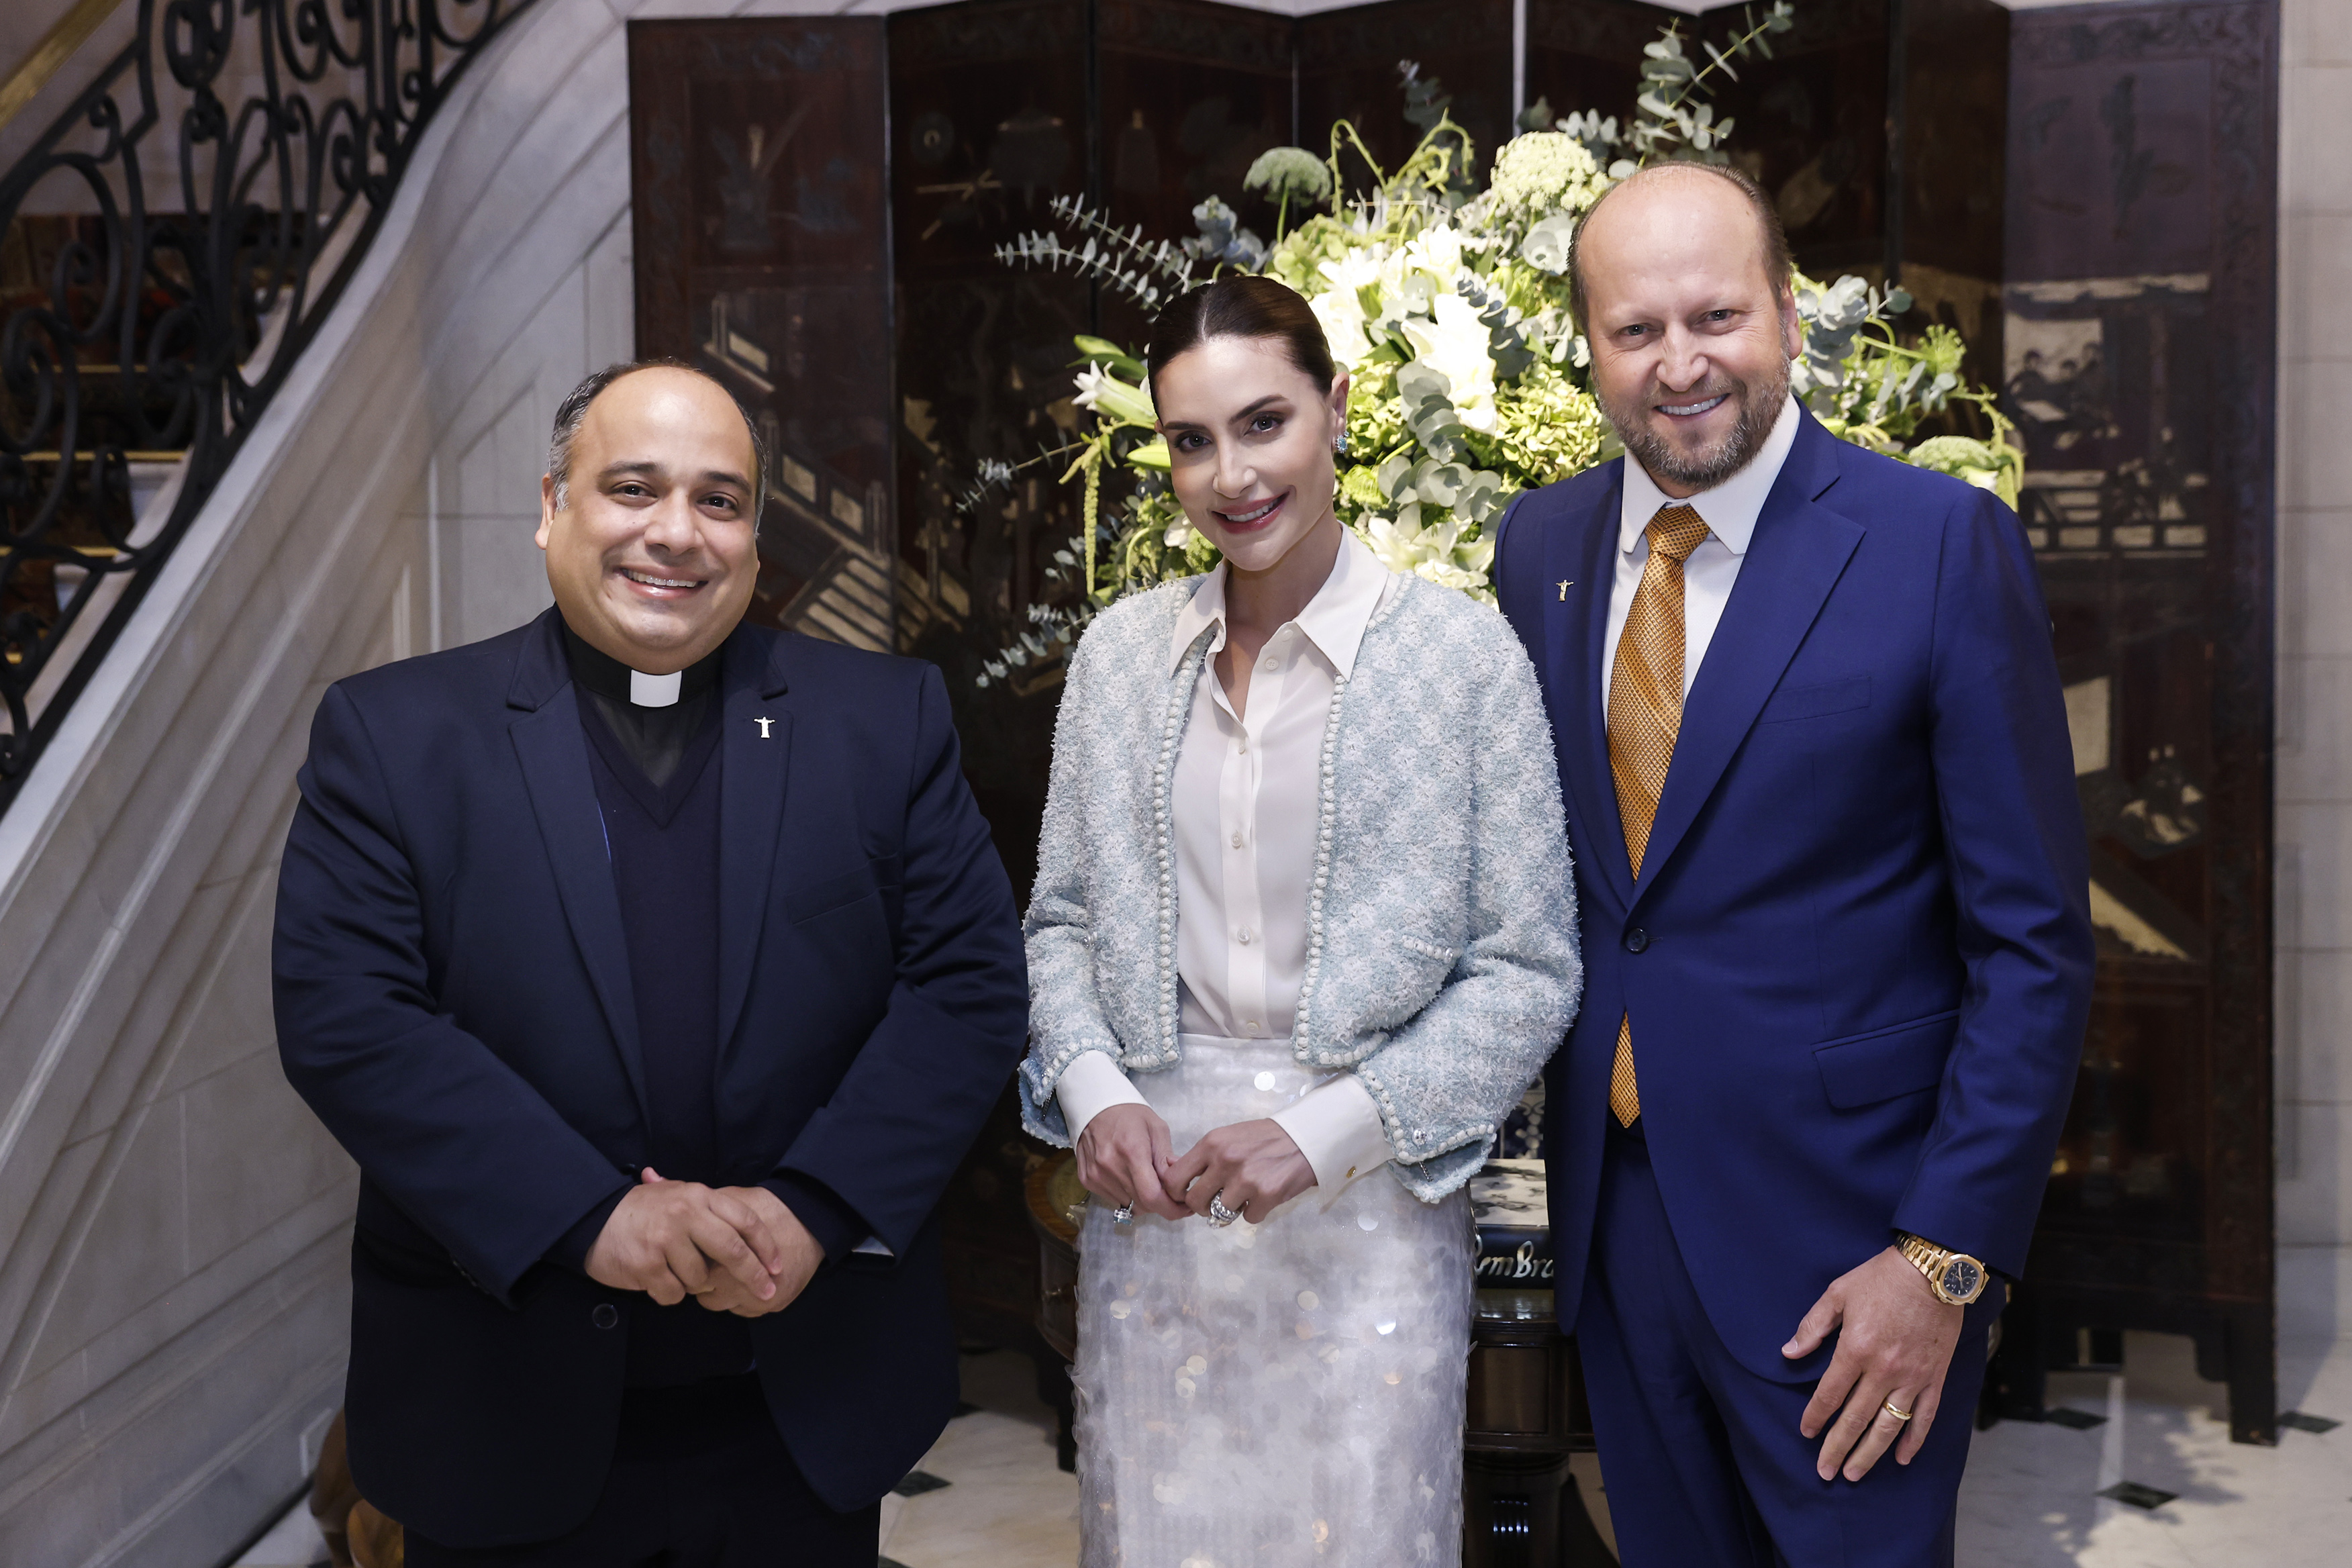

{"left": 1629, "top": 3, "right": 1794, "bottom": 168}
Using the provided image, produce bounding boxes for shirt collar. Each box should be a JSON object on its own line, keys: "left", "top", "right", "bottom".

{"left": 560, "top": 618, "right": 723, "bottom": 708}
{"left": 1166, "top": 528, "right": 1394, "bottom": 678}
{"left": 1618, "top": 392, "right": 1802, "bottom": 560}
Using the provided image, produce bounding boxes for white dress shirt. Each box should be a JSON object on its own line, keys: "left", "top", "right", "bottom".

{"left": 1056, "top": 530, "right": 1400, "bottom": 1191}
{"left": 1604, "top": 393, "right": 1802, "bottom": 707}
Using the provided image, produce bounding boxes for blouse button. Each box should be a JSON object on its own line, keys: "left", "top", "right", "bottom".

{"left": 1263, "top": 657, "right": 1278, "bottom": 671}
{"left": 1231, "top": 832, "right": 1244, "bottom": 848}
{"left": 1236, "top": 928, "right": 1254, "bottom": 945}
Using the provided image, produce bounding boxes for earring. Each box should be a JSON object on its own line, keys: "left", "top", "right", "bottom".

{"left": 1332, "top": 430, "right": 1349, "bottom": 456}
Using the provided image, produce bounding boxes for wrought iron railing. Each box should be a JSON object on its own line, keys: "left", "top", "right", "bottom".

{"left": 0, "top": 0, "right": 538, "bottom": 813}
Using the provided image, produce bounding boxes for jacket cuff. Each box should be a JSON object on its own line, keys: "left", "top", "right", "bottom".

{"left": 547, "top": 1184, "right": 630, "bottom": 1275}
{"left": 765, "top": 1172, "right": 867, "bottom": 1265}
{"left": 1055, "top": 1050, "right": 1149, "bottom": 1143}
{"left": 1271, "top": 1074, "right": 1393, "bottom": 1190}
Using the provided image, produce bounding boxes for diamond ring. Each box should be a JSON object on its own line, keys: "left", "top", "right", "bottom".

{"left": 1206, "top": 1192, "right": 1241, "bottom": 1228}
{"left": 1112, "top": 1202, "right": 1135, "bottom": 1225}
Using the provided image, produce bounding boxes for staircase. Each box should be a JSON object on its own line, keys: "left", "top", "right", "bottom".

{"left": 0, "top": 4, "right": 701, "bottom": 1565}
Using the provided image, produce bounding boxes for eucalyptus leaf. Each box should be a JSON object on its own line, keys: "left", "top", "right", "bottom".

{"left": 1377, "top": 451, "right": 1416, "bottom": 500}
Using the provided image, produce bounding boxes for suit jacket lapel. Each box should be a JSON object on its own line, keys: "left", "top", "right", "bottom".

{"left": 507, "top": 611, "right": 650, "bottom": 1121}
{"left": 1633, "top": 418, "right": 1863, "bottom": 905}
{"left": 716, "top": 629, "right": 792, "bottom": 1055}
{"left": 1548, "top": 467, "right": 1636, "bottom": 909}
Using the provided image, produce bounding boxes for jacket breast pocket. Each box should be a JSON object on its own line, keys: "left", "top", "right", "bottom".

{"left": 1812, "top": 1010, "right": 1958, "bottom": 1109}
{"left": 785, "top": 855, "right": 901, "bottom": 925}
{"left": 1759, "top": 675, "right": 1871, "bottom": 724}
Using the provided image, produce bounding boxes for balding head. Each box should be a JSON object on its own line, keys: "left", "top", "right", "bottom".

{"left": 1569, "top": 162, "right": 1804, "bottom": 497}
{"left": 1569, "top": 162, "right": 1792, "bottom": 335}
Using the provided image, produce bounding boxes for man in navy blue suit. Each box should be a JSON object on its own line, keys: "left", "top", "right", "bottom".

{"left": 1493, "top": 165, "right": 2094, "bottom": 1565}
{"left": 274, "top": 361, "right": 1028, "bottom": 1565}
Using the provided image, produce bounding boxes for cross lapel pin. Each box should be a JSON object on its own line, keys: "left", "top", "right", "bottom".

{"left": 754, "top": 717, "right": 774, "bottom": 738}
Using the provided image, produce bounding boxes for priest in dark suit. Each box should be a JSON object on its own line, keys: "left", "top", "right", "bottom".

{"left": 273, "top": 360, "right": 1029, "bottom": 1566}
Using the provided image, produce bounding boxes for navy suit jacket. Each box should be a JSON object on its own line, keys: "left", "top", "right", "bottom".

{"left": 273, "top": 609, "right": 1028, "bottom": 1545}
{"left": 1495, "top": 411, "right": 2094, "bottom": 1383}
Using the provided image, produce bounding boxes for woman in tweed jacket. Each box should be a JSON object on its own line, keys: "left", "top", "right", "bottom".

{"left": 1018, "top": 276, "right": 1582, "bottom": 1567}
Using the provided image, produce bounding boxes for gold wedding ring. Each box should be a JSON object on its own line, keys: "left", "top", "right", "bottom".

{"left": 1881, "top": 1398, "right": 1914, "bottom": 1423}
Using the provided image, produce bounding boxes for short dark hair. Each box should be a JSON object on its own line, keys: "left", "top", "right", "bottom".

{"left": 546, "top": 358, "right": 770, "bottom": 520}
{"left": 1146, "top": 275, "right": 1337, "bottom": 402}
{"left": 1567, "top": 162, "right": 1793, "bottom": 334}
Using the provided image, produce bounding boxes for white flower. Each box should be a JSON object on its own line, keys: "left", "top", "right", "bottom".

{"left": 1401, "top": 225, "right": 1466, "bottom": 285}
{"left": 1310, "top": 252, "right": 1385, "bottom": 367}
{"left": 1165, "top": 517, "right": 1196, "bottom": 548}
{"left": 1399, "top": 294, "right": 1500, "bottom": 432}
{"left": 1073, "top": 362, "right": 1156, "bottom": 428}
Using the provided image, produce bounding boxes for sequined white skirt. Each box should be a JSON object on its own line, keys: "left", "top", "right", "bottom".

{"left": 1072, "top": 1036, "right": 1473, "bottom": 1568}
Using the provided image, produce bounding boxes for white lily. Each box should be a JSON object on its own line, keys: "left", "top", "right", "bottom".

{"left": 1310, "top": 252, "right": 1385, "bottom": 367}
{"left": 1402, "top": 224, "right": 1467, "bottom": 286}
{"left": 1073, "top": 362, "right": 1157, "bottom": 428}
{"left": 1399, "top": 293, "right": 1500, "bottom": 432}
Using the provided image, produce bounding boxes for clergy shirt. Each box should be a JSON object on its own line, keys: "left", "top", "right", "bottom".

{"left": 1055, "top": 530, "right": 1400, "bottom": 1193}
{"left": 1603, "top": 393, "right": 1802, "bottom": 708}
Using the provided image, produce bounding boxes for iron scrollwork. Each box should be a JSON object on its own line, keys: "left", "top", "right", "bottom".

{"left": 0, "top": 0, "right": 537, "bottom": 809}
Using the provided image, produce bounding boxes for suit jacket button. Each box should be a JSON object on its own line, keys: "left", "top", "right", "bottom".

{"left": 593, "top": 1304, "right": 620, "bottom": 1330}
{"left": 1624, "top": 928, "right": 1650, "bottom": 953}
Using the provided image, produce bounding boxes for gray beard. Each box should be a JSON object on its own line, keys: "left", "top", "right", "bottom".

{"left": 1602, "top": 358, "right": 1790, "bottom": 493}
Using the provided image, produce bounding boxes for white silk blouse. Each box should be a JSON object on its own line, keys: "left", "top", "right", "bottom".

{"left": 1055, "top": 530, "right": 1400, "bottom": 1191}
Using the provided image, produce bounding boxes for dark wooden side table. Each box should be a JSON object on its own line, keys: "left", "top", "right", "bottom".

{"left": 1024, "top": 1151, "right": 1616, "bottom": 1563}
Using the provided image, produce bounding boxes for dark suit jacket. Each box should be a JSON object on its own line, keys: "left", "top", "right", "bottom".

{"left": 1495, "top": 411, "right": 2094, "bottom": 1381}
{"left": 273, "top": 609, "right": 1028, "bottom": 1545}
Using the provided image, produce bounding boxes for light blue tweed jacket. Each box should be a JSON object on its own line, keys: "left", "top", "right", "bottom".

{"left": 1018, "top": 571, "right": 1583, "bottom": 1199}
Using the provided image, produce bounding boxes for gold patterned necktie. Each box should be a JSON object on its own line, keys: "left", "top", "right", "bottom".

{"left": 1605, "top": 503, "right": 1712, "bottom": 1128}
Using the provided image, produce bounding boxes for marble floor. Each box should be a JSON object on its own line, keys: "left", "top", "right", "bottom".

{"left": 234, "top": 1336, "right": 2349, "bottom": 1567}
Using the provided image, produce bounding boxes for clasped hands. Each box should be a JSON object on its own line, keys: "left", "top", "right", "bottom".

{"left": 583, "top": 1167, "right": 823, "bottom": 1317}
{"left": 1074, "top": 1102, "right": 1316, "bottom": 1224}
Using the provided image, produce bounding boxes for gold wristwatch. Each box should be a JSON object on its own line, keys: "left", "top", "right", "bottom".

{"left": 1896, "top": 1233, "right": 1988, "bottom": 1306}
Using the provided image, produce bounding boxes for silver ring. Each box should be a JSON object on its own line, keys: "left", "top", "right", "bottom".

{"left": 1112, "top": 1202, "right": 1135, "bottom": 1225}
{"left": 1206, "top": 1192, "right": 1240, "bottom": 1228}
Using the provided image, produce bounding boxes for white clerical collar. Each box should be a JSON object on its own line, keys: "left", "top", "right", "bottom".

{"left": 628, "top": 669, "right": 683, "bottom": 707}
{"left": 1618, "top": 392, "right": 1802, "bottom": 559}
{"left": 1166, "top": 527, "right": 1394, "bottom": 677}
{"left": 558, "top": 619, "right": 721, "bottom": 709}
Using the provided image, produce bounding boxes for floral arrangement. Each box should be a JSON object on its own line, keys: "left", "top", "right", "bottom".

{"left": 969, "top": 3, "right": 2019, "bottom": 687}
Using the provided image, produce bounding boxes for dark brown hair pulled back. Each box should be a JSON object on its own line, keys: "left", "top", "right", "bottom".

{"left": 1146, "top": 275, "right": 1337, "bottom": 401}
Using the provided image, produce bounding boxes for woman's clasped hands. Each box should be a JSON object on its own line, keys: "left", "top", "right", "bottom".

{"left": 1074, "top": 1103, "right": 1318, "bottom": 1224}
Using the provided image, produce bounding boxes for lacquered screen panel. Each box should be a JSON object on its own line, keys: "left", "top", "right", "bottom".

{"left": 630, "top": 19, "right": 897, "bottom": 648}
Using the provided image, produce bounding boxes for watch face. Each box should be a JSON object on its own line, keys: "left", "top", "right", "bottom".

{"left": 1939, "top": 1257, "right": 1984, "bottom": 1302}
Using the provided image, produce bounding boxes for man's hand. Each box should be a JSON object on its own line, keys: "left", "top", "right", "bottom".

{"left": 677, "top": 1177, "right": 824, "bottom": 1318}
{"left": 584, "top": 1169, "right": 782, "bottom": 1306}
{"left": 1075, "top": 1104, "right": 1190, "bottom": 1221}
{"left": 1163, "top": 1119, "right": 1316, "bottom": 1224}
{"left": 1783, "top": 1246, "right": 1965, "bottom": 1481}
